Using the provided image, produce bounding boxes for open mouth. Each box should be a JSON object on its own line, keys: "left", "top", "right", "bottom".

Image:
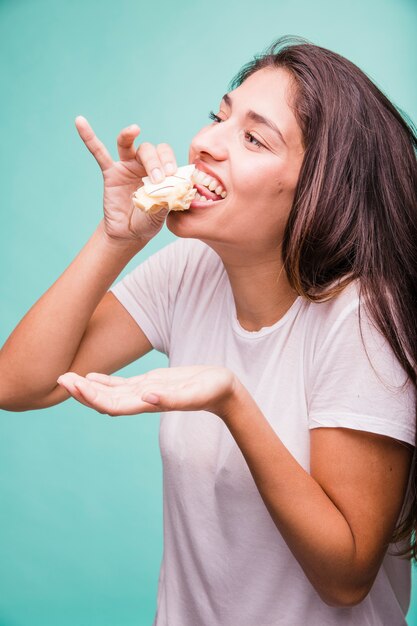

{"left": 191, "top": 168, "right": 227, "bottom": 207}
{"left": 194, "top": 183, "right": 223, "bottom": 201}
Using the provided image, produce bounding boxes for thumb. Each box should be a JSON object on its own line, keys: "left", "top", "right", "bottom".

{"left": 146, "top": 206, "right": 170, "bottom": 228}
{"left": 154, "top": 207, "right": 170, "bottom": 220}
{"left": 141, "top": 381, "right": 201, "bottom": 412}
{"left": 141, "top": 392, "right": 161, "bottom": 405}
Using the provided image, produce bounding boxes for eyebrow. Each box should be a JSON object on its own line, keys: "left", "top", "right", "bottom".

{"left": 221, "top": 93, "right": 287, "bottom": 147}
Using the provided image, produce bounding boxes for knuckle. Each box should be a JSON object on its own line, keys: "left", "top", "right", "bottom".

{"left": 157, "top": 144, "right": 175, "bottom": 161}
{"left": 138, "top": 144, "right": 161, "bottom": 169}
{"left": 117, "top": 133, "right": 129, "bottom": 145}
{"left": 83, "top": 134, "right": 96, "bottom": 147}
{"left": 138, "top": 142, "right": 153, "bottom": 152}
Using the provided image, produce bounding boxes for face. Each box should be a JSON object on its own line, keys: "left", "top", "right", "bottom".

{"left": 167, "top": 67, "right": 305, "bottom": 256}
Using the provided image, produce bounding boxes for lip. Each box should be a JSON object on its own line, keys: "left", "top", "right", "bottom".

{"left": 194, "top": 183, "right": 222, "bottom": 201}
{"left": 189, "top": 196, "right": 223, "bottom": 210}
{"left": 193, "top": 160, "right": 227, "bottom": 192}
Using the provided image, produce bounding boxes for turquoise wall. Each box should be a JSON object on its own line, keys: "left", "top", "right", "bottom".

{"left": 1, "top": 0, "right": 416, "bottom": 624}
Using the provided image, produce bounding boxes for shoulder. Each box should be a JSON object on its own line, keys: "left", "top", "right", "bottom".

{"left": 305, "top": 281, "right": 415, "bottom": 445}
{"left": 306, "top": 280, "right": 361, "bottom": 329}
{"left": 304, "top": 279, "right": 413, "bottom": 394}
{"left": 302, "top": 280, "right": 395, "bottom": 355}
{"left": 300, "top": 281, "right": 363, "bottom": 361}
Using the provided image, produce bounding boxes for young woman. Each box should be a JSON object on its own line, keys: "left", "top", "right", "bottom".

{"left": 1, "top": 37, "right": 416, "bottom": 625}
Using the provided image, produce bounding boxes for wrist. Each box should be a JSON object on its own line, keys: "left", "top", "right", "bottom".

{"left": 96, "top": 219, "right": 149, "bottom": 254}
{"left": 214, "top": 373, "right": 249, "bottom": 424}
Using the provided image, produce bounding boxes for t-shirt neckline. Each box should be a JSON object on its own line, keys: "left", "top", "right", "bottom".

{"left": 226, "top": 284, "right": 303, "bottom": 339}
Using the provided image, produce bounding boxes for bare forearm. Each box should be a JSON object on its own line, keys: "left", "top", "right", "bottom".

{"left": 220, "top": 384, "right": 366, "bottom": 607}
{"left": 0, "top": 221, "right": 145, "bottom": 405}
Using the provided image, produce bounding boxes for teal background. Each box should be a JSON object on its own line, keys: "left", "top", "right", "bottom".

{"left": 0, "top": 0, "right": 416, "bottom": 624}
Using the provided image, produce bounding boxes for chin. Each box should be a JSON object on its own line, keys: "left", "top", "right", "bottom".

{"left": 166, "top": 211, "right": 199, "bottom": 241}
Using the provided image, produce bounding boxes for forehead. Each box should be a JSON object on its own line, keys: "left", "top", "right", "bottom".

{"left": 231, "top": 67, "right": 296, "bottom": 113}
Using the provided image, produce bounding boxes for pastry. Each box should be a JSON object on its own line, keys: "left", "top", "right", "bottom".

{"left": 132, "top": 164, "right": 196, "bottom": 214}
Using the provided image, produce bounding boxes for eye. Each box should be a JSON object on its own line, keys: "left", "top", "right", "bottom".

{"left": 208, "top": 110, "right": 222, "bottom": 123}
{"left": 208, "top": 111, "right": 266, "bottom": 149}
{"left": 244, "top": 132, "right": 265, "bottom": 149}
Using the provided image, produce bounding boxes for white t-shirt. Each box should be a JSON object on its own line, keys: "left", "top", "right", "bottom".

{"left": 110, "top": 238, "right": 415, "bottom": 626}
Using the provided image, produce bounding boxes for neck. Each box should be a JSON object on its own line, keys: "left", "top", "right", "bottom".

{"left": 206, "top": 241, "right": 299, "bottom": 332}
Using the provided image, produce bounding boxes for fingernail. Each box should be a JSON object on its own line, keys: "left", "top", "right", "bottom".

{"left": 142, "top": 393, "right": 160, "bottom": 404}
{"left": 164, "top": 162, "right": 176, "bottom": 175}
{"left": 151, "top": 168, "right": 163, "bottom": 183}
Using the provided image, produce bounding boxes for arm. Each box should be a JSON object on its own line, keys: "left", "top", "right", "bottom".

{"left": 219, "top": 384, "right": 413, "bottom": 607}
{"left": 0, "top": 116, "right": 179, "bottom": 411}
{"left": 0, "top": 224, "right": 149, "bottom": 410}
{"left": 55, "top": 365, "right": 413, "bottom": 607}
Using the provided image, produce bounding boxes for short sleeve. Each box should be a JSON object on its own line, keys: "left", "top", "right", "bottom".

{"left": 307, "top": 296, "right": 416, "bottom": 446}
{"left": 109, "top": 238, "right": 192, "bottom": 355}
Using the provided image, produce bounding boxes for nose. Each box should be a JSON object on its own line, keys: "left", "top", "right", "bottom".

{"left": 189, "top": 123, "right": 229, "bottom": 163}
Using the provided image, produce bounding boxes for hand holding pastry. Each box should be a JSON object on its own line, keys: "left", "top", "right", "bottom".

{"left": 75, "top": 116, "right": 180, "bottom": 243}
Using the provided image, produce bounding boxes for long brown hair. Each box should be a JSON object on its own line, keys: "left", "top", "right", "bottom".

{"left": 230, "top": 36, "right": 417, "bottom": 559}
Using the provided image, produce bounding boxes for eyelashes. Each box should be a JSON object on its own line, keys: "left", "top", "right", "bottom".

{"left": 207, "top": 111, "right": 265, "bottom": 149}
{"left": 208, "top": 110, "right": 221, "bottom": 123}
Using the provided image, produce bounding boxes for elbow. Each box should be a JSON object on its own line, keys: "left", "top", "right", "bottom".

{"left": 0, "top": 395, "right": 27, "bottom": 412}
{"left": 318, "top": 583, "right": 372, "bottom": 609}
{"left": 0, "top": 386, "right": 39, "bottom": 412}
{"left": 0, "top": 398, "right": 41, "bottom": 412}
{"left": 0, "top": 386, "right": 66, "bottom": 412}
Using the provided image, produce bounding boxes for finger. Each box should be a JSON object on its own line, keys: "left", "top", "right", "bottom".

{"left": 72, "top": 379, "right": 116, "bottom": 415}
{"left": 86, "top": 372, "right": 127, "bottom": 386}
{"left": 141, "top": 381, "right": 200, "bottom": 411}
{"left": 137, "top": 142, "right": 166, "bottom": 183}
{"left": 156, "top": 143, "right": 177, "bottom": 176}
{"left": 117, "top": 124, "right": 140, "bottom": 161}
{"left": 87, "top": 371, "right": 154, "bottom": 390}
{"left": 74, "top": 379, "right": 155, "bottom": 416}
{"left": 58, "top": 372, "right": 115, "bottom": 401}
{"left": 75, "top": 115, "right": 113, "bottom": 171}
{"left": 141, "top": 386, "right": 175, "bottom": 410}
{"left": 57, "top": 377, "right": 97, "bottom": 410}
{"left": 57, "top": 371, "right": 83, "bottom": 386}
{"left": 141, "top": 392, "right": 161, "bottom": 405}
{"left": 73, "top": 376, "right": 127, "bottom": 396}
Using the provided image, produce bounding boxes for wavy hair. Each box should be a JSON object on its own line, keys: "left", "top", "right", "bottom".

{"left": 229, "top": 36, "right": 417, "bottom": 559}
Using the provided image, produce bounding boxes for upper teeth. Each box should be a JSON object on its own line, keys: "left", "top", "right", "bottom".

{"left": 193, "top": 168, "right": 227, "bottom": 198}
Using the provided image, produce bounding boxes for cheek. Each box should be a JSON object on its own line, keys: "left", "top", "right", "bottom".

{"left": 232, "top": 159, "right": 268, "bottom": 196}
{"left": 234, "top": 164, "right": 286, "bottom": 205}
{"left": 232, "top": 167, "right": 293, "bottom": 236}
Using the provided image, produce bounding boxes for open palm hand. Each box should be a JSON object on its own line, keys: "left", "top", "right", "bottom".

{"left": 57, "top": 366, "right": 238, "bottom": 418}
